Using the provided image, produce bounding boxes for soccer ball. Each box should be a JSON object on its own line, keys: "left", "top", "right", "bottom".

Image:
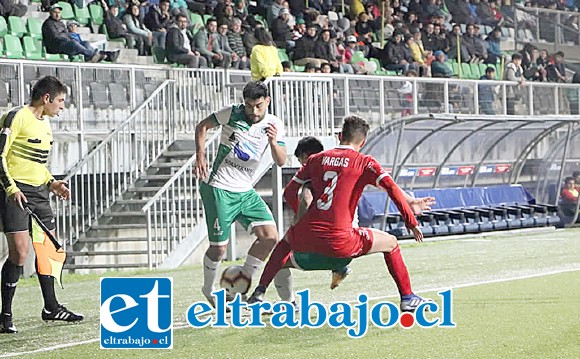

{"left": 220, "top": 265, "right": 251, "bottom": 299}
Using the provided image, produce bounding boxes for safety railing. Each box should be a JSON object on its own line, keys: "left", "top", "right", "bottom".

{"left": 265, "top": 76, "right": 335, "bottom": 137}
{"left": 140, "top": 131, "right": 220, "bottom": 269}
{"left": 53, "top": 80, "right": 176, "bottom": 249}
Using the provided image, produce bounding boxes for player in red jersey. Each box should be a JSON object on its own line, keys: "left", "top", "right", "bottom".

{"left": 249, "top": 116, "right": 434, "bottom": 312}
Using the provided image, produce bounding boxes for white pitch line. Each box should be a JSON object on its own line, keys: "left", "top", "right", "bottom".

{"left": 1, "top": 266, "right": 579, "bottom": 358}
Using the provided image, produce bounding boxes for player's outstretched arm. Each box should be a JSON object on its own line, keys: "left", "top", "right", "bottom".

{"left": 194, "top": 117, "right": 218, "bottom": 180}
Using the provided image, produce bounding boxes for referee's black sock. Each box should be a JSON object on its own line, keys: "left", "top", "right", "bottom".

{"left": 38, "top": 275, "right": 59, "bottom": 312}
{"left": 1, "top": 259, "right": 22, "bottom": 316}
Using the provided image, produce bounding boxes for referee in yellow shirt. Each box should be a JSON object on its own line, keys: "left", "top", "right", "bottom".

{"left": 0, "top": 76, "right": 83, "bottom": 334}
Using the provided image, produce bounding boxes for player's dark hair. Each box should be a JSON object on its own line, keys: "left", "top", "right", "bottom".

{"left": 294, "top": 136, "right": 324, "bottom": 157}
{"left": 30, "top": 76, "right": 67, "bottom": 102}
{"left": 341, "top": 115, "right": 370, "bottom": 143}
{"left": 572, "top": 171, "right": 580, "bottom": 178}
{"left": 243, "top": 81, "right": 269, "bottom": 100}
{"left": 564, "top": 176, "right": 574, "bottom": 183}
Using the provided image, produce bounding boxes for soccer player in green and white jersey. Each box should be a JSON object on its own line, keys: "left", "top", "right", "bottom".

{"left": 194, "top": 81, "right": 287, "bottom": 305}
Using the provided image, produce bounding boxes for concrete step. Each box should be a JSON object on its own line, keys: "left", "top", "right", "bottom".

{"left": 116, "top": 48, "right": 139, "bottom": 63}
{"left": 65, "top": 263, "right": 148, "bottom": 270}
{"left": 164, "top": 150, "right": 196, "bottom": 158}
{"left": 127, "top": 186, "right": 163, "bottom": 193}
{"left": 91, "top": 223, "right": 145, "bottom": 230}
{"left": 108, "top": 41, "right": 127, "bottom": 51}
{"left": 68, "top": 250, "right": 150, "bottom": 256}
{"left": 78, "top": 236, "right": 147, "bottom": 243}
{"left": 103, "top": 211, "right": 146, "bottom": 217}
{"left": 151, "top": 160, "right": 188, "bottom": 168}
{"left": 83, "top": 33, "right": 107, "bottom": 43}
{"left": 140, "top": 174, "right": 174, "bottom": 181}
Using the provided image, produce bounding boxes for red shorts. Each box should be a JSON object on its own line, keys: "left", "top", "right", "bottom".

{"left": 286, "top": 226, "right": 374, "bottom": 258}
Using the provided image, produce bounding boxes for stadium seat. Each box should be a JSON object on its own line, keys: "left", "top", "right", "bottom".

{"left": 189, "top": 12, "right": 204, "bottom": 32}
{"left": 470, "top": 63, "right": 481, "bottom": 78}
{"left": 89, "top": 82, "right": 109, "bottom": 109}
{"left": 8, "top": 16, "right": 26, "bottom": 38}
{"left": 0, "top": 40, "right": 4, "bottom": 57}
{"left": 22, "top": 36, "right": 43, "bottom": 60}
{"left": 88, "top": 3, "right": 104, "bottom": 26}
{"left": 0, "top": 80, "right": 9, "bottom": 107}
{"left": 108, "top": 83, "right": 129, "bottom": 109}
{"left": 103, "top": 26, "right": 126, "bottom": 45}
{"left": 0, "top": 16, "right": 8, "bottom": 38}
{"left": 3, "top": 35, "right": 24, "bottom": 59}
{"left": 74, "top": 4, "right": 91, "bottom": 26}
{"left": 277, "top": 48, "right": 289, "bottom": 63}
{"left": 26, "top": 17, "right": 43, "bottom": 39}
{"left": 460, "top": 63, "right": 472, "bottom": 79}
{"left": 151, "top": 46, "right": 167, "bottom": 64}
{"left": 58, "top": 2, "right": 75, "bottom": 20}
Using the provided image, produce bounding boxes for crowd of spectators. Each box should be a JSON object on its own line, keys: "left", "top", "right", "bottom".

{"left": 3, "top": 0, "right": 573, "bottom": 83}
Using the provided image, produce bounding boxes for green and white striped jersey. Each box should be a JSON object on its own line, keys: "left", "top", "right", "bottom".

{"left": 206, "top": 104, "right": 285, "bottom": 192}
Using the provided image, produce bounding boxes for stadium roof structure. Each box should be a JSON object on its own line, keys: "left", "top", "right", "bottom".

{"left": 362, "top": 114, "right": 580, "bottom": 202}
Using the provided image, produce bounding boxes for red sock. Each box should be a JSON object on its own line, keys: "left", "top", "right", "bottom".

{"left": 383, "top": 244, "right": 413, "bottom": 296}
{"left": 259, "top": 240, "right": 291, "bottom": 289}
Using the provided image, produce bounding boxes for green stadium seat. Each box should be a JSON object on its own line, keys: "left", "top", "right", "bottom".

{"left": 89, "top": 4, "right": 104, "bottom": 26}
{"left": 74, "top": 4, "right": 91, "bottom": 26}
{"left": 8, "top": 16, "right": 26, "bottom": 38}
{"left": 4, "top": 35, "right": 24, "bottom": 59}
{"left": 0, "top": 16, "right": 7, "bottom": 38}
{"left": 0, "top": 41, "right": 4, "bottom": 56}
{"left": 369, "top": 58, "right": 386, "bottom": 75}
{"left": 351, "top": 51, "right": 365, "bottom": 64}
{"left": 152, "top": 46, "right": 167, "bottom": 64}
{"left": 189, "top": 12, "right": 204, "bottom": 31}
{"left": 451, "top": 61, "right": 459, "bottom": 76}
{"left": 293, "top": 64, "right": 305, "bottom": 72}
{"left": 26, "top": 17, "right": 43, "bottom": 39}
{"left": 385, "top": 70, "right": 398, "bottom": 76}
{"left": 22, "top": 36, "right": 43, "bottom": 60}
{"left": 470, "top": 63, "right": 481, "bottom": 79}
{"left": 202, "top": 14, "right": 211, "bottom": 25}
{"left": 58, "top": 2, "right": 75, "bottom": 20}
{"left": 277, "top": 48, "right": 289, "bottom": 63}
{"left": 460, "top": 63, "right": 472, "bottom": 79}
{"left": 103, "top": 26, "right": 126, "bottom": 45}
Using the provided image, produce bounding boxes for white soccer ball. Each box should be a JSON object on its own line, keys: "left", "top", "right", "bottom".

{"left": 220, "top": 265, "right": 251, "bottom": 299}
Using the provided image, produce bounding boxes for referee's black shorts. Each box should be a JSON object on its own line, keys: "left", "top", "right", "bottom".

{"left": 0, "top": 181, "right": 55, "bottom": 233}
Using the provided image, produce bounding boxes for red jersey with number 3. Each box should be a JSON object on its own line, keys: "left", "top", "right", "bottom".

{"left": 284, "top": 146, "right": 417, "bottom": 256}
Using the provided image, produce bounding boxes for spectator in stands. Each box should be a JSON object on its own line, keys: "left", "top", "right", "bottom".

{"left": 536, "top": 49, "right": 549, "bottom": 69}
{"left": 165, "top": 14, "right": 207, "bottom": 68}
{"left": 233, "top": 0, "right": 249, "bottom": 22}
{"left": 422, "top": 0, "right": 441, "bottom": 22}
{"left": 42, "top": 4, "right": 103, "bottom": 62}
{"left": 560, "top": 176, "right": 578, "bottom": 217}
{"left": 407, "top": 30, "right": 433, "bottom": 76}
{"left": 250, "top": 27, "right": 282, "bottom": 81}
{"left": 282, "top": 61, "right": 292, "bottom": 72}
{"left": 432, "top": 24, "right": 449, "bottom": 53}
{"left": 546, "top": 51, "right": 567, "bottom": 83}
{"left": 452, "top": 0, "right": 480, "bottom": 25}
{"left": 304, "top": 62, "right": 317, "bottom": 73}
{"left": 293, "top": 17, "right": 306, "bottom": 40}
{"left": 447, "top": 24, "right": 472, "bottom": 63}
{"left": 217, "top": 4, "right": 236, "bottom": 28}
{"left": 478, "top": 66, "right": 496, "bottom": 114}
{"left": 422, "top": 23, "right": 437, "bottom": 52}
{"left": 380, "top": 30, "right": 414, "bottom": 74}
{"left": 123, "top": 4, "right": 153, "bottom": 55}
{"left": 505, "top": 53, "right": 525, "bottom": 115}
{"left": 267, "top": 0, "right": 284, "bottom": 27}
{"left": 216, "top": 22, "right": 239, "bottom": 68}
{"left": 573, "top": 171, "right": 580, "bottom": 190}
{"left": 355, "top": 12, "right": 376, "bottom": 46}
{"left": 168, "top": 0, "right": 188, "bottom": 18}
{"left": 398, "top": 70, "right": 418, "bottom": 116}
{"left": 0, "top": 0, "right": 26, "bottom": 18}
{"left": 485, "top": 27, "right": 501, "bottom": 65}
{"left": 293, "top": 24, "right": 325, "bottom": 68}
{"left": 314, "top": 29, "right": 340, "bottom": 72}
{"left": 431, "top": 50, "right": 452, "bottom": 77}
{"left": 227, "top": 18, "right": 250, "bottom": 69}
{"left": 194, "top": 18, "right": 231, "bottom": 68}
{"left": 462, "top": 24, "right": 485, "bottom": 63}
{"left": 144, "top": 0, "right": 172, "bottom": 49}
{"left": 68, "top": 21, "right": 119, "bottom": 62}
{"left": 271, "top": 8, "right": 295, "bottom": 51}
{"left": 477, "top": 0, "right": 502, "bottom": 27}
{"left": 102, "top": 2, "right": 142, "bottom": 55}
{"left": 320, "top": 62, "right": 332, "bottom": 73}
{"left": 344, "top": 35, "right": 368, "bottom": 74}
{"left": 521, "top": 43, "right": 546, "bottom": 81}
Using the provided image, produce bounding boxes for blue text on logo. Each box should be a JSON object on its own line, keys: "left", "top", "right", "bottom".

{"left": 186, "top": 289, "right": 455, "bottom": 338}
{"left": 100, "top": 277, "right": 173, "bottom": 349}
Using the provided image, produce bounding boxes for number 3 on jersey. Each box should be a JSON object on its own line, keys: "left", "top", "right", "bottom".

{"left": 316, "top": 171, "right": 338, "bottom": 210}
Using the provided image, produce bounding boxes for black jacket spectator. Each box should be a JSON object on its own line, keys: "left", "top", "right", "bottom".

{"left": 165, "top": 25, "right": 193, "bottom": 61}
{"left": 381, "top": 37, "right": 409, "bottom": 65}
{"left": 42, "top": 17, "right": 69, "bottom": 54}
{"left": 105, "top": 9, "right": 127, "bottom": 38}
{"left": 144, "top": 4, "right": 171, "bottom": 32}
{"left": 0, "top": 0, "right": 26, "bottom": 18}
{"left": 293, "top": 32, "right": 317, "bottom": 61}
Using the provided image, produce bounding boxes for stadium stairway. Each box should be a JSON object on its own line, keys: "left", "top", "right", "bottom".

{"left": 65, "top": 140, "right": 197, "bottom": 271}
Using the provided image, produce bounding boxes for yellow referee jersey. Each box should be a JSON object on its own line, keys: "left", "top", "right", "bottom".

{"left": 0, "top": 106, "right": 54, "bottom": 196}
